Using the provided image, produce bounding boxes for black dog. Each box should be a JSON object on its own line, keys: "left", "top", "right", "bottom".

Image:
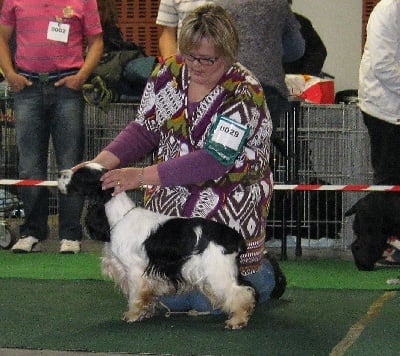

{"left": 345, "top": 191, "right": 400, "bottom": 270}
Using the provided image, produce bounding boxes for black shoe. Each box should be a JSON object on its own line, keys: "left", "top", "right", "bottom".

{"left": 266, "top": 252, "right": 287, "bottom": 299}
{"left": 376, "top": 258, "right": 400, "bottom": 268}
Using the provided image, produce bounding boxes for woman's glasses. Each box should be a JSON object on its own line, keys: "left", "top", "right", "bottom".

{"left": 184, "top": 54, "right": 219, "bottom": 66}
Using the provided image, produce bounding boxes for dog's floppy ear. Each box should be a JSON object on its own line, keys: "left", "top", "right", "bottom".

{"left": 85, "top": 200, "right": 110, "bottom": 242}
{"left": 68, "top": 165, "right": 113, "bottom": 202}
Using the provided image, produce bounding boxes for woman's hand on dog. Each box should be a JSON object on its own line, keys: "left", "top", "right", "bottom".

{"left": 102, "top": 165, "right": 161, "bottom": 195}
{"left": 101, "top": 167, "right": 144, "bottom": 195}
{"left": 71, "top": 151, "right": 160, "bottom": 195}
{"left": 71, "top": 162, "right": 143, "bottom": 195}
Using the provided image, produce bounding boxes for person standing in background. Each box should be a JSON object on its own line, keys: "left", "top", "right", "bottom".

{"left": 217, "top": 0, "right": 304, "bottom": 143}
{"left": 157, "top": 0, "right": 304, "bottom": 134}
{"left": 358, "top": 0, "right": 400, "bottom": 267}
{"left": 156, "top": 0, "right": 215, "bottom": 59}
{"left": 0, "top": 0, "right": 103, "bottom": 253}
{"left": 284, "top": 0, "right": 327, "bottom": 76}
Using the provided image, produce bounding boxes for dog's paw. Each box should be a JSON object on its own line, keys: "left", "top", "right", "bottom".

{"left": 122, "top": 308, "right": 155, "bottom": 323}
{"left": 225, "top": 317, "right": 249, "bottom": 330}
{"left": 122, "top": 310, "right": 141, "bottom": 322}
{"left": 225, "top": 310, "right": 251, "bottom": 330}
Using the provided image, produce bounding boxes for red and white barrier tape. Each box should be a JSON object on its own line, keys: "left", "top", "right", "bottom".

{"left": 1, "top": 179, "right": 400, "bottom": 192}
{"left": 273, "top": 184, "right": 400, "bottom": 192}
{"left": 0, "top": 179, "right": 58, "bottom": 187}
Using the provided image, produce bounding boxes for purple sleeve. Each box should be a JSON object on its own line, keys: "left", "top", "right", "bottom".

{"left": 157, "top": 150, "right": 231, "bottom": 187}
{"left": 105, "top": 122, "right": 230, "bottom": 186}
{"left": 104, "top": 122, "right": 159, "bottom": 167}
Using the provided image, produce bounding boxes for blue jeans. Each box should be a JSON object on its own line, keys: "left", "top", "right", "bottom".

{"left": 14, "top": 82, "right": 85, "bottom": 241}
{"left": 159, "top": 259, "right": 276, "bottom": 314}
{"left": 391, "top": 250, "right": 400, "bottom": 262}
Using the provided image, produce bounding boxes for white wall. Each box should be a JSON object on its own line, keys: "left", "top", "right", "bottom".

{"left": 292, "top": 0, "right": 363, "bottom": 93}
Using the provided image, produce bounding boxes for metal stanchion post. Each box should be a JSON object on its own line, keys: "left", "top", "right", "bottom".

{"left": 291, "top": 101, "right": 302, "bottom": 257}
{"left": 281, "top": 99, "right": 301, "bottom": 260}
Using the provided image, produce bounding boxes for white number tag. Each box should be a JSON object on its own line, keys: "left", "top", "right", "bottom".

{"left": 205, "top": 115, "right": 250, "bottom": 165}
{"left": 47, "top": 21, "right": 70, "bottom": 43}
{"left": 211, "top": 116, "right": 247, "bottom": 150}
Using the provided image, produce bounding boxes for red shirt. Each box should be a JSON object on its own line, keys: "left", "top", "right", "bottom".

{"left": 0, "top": 0, "right": 102, "bottom": 72}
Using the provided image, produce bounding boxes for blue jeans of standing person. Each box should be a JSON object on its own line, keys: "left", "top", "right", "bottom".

{"left": 14, "top": 82, "right": 85, "bottom": 241}
{"left": 159, "top": 258, "right": 276, "bottom": 314}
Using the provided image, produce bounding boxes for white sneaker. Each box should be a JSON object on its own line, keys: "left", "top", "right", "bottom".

{"left": 388, "top": 236, "right": 400, "bottom": 250}
{"left": 11, "top": 236, "right": 40, "bottom": 253}
{"left": 60, "top": 239, "right": 81, "bottom": 254}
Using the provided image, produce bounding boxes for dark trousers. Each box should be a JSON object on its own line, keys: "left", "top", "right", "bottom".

{"left": 262, "top": 85, "right": 288, "bottom": 131}
{"left": 362, "top": 111, "right": 400, "bottom": 184}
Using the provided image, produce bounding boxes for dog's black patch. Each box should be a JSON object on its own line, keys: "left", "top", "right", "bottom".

{"left": 63, "top": 165, "right": 113, "bottom": 242}
{"left": 345, "top": 191, "right": 400, "bottom": 270}
{"left": 85, "top": 200, "right": 111, "bottom": 242}
{"left": 66, "top": 165, "right": 112, "bottom": 203}
{"left": 144, "top": 217, "right": 246, "bottom": 289}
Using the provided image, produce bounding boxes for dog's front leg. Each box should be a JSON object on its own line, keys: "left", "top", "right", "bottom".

{"left": 223, "top": 285, "right": 256, "bottom": 330}
{"left": 123, "top": 275, "right": 156, "bottom": 322}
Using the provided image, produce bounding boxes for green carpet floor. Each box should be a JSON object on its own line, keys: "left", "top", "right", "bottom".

{"left": 0, "top": 251, "right": 399, "bottom": 355}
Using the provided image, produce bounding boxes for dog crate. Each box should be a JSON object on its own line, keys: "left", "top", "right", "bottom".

{"left": 0, "top": 101, "right": 149, "bottom": 245}
{"left": 267, "top": 102, "right": 374, "bottom": 254}
{"left": 0, "top": 86, "right": 22, "bottom": 248}
{"left": 0, "top": 98, "right": 375, "bottom": 254}
{"left": 84, "top": 103, "right": 152, "bottom": 208}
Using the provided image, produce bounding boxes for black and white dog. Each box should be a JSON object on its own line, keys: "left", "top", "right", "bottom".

{"left": 58, "top": 163, "right": 256, "bottom": 329}
{"left": 345, "top": 191, "right": 400, "bottom": 271}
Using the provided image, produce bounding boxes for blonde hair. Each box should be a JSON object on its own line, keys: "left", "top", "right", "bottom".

{"left": 178, "top": 4, "right": 239, "bottom": 67}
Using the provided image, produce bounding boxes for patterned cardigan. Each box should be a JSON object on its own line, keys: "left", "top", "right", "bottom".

{"left": 113, "top": 55, "right": 273, "bottom": 275}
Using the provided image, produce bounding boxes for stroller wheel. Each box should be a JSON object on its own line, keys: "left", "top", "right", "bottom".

{"left": 0, "top": 222, "right": 15, "bottom": 249}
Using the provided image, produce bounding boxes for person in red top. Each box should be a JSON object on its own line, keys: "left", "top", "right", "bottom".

{"left": 0, "top": 0, "right": 103, "bottom": 253}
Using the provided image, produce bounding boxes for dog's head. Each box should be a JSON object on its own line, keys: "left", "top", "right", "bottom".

{"left": 345, "top": 192, "right": 398, "bottom": 271}
{"left": 58, "top": 162, "right": 113, "bottom": 242}
{"left": 58, "top": 162, "right": 112, "bottom": 203}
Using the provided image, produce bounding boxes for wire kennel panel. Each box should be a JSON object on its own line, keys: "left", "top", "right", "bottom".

{"left": 44, "top": 103, "right": 150, "bottom": 239}
{"left": 49, "top": 104, "right": 145, "bottom": 177}
{"left": 0, "top": 97, "right": 21, "bottom": 218}
{"left": 0, "top": 102, "right": 149, "bottom": 245}
{"left": 267, "top": 103, "right": 374, "bottom": 250}
{"left": 85, "top": 103, "right": 139, "bottom": 159}
{"left": 0, "top": 95, "right": 25, "bottom": 246}
{"left": 0, "top": 99, "right": 374, "bottom": 252}
{"left": 299, "top": 104, "right": 372, "bottom": 185}
{"left": 84, "top": 103, "right": 152, "bottom": 207}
